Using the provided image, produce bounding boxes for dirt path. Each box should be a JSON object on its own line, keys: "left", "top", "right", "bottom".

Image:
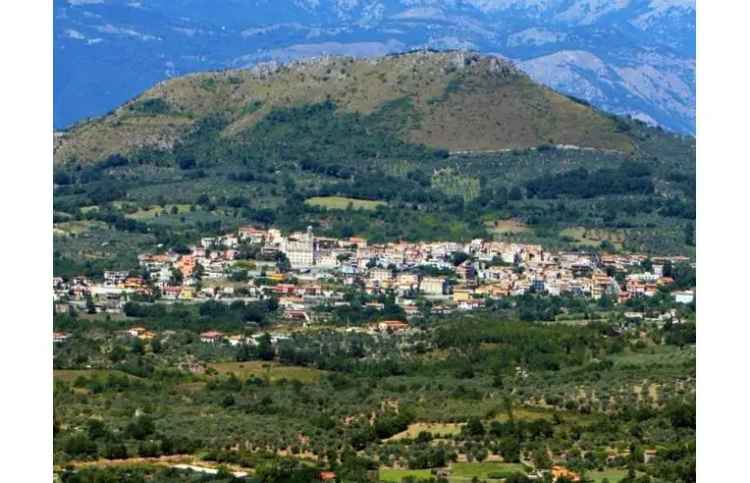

{"left": 56, "top": 454, "right": 253, "bottom": 477}
{"left": 450, "top": 144, "right": 625, "bottom": 157}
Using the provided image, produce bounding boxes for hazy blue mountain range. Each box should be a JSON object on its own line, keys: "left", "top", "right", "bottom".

{"left": 54, "top": 0, "right": 695, "bottom": 133}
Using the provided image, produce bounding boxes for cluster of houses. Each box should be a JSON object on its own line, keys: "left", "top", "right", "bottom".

{"left": 52, "top": 225, "right": 695, "bottom": 325}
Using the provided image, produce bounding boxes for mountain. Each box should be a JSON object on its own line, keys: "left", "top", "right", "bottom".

{"left": 54, "top": 51, "right": 636, "bottom": 164}
{"left": 54, "top": 0, "right": 695, "bottom": 133}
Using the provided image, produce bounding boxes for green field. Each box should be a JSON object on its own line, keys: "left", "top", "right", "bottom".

{"left": 53, "top": 220, "right": 108, "bottom": 237}
{"left": 559, "top": 226, "right": 626, "bottom": 250}
{"left": 449, "top": 462, "right": 527, "bottom": 480}
{"left": 493, "top": 407, "right": 557, "bottom": 423}
{"left": 124, "top": 204, "right": 193, "bottom": 220}
{"left": 609, "top": 345, "right": 696, "bottom": 368}
{"left": 379, "top": 468, "right": 434, "bottom": 482}
{"left": 305, "top": 196, "right": 387, "bottom": 211}
{"left": 208, "top": 361, "right": 325, "bottom": 384}
{"left": 586, "top": 468, "right": 636, "bottom": 482}
{"left": 387, "top": 422, "right": 463, "bottom": 440}
{"left": 486, "top": 219, "right": 531, "bottom": 237}
{"left": 53, "top": 369, "right": 137, "bottom": 383}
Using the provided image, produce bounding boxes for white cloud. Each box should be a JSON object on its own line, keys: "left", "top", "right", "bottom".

{"left": 465, "top": 0, "right": 559, "bottom": 12}
{"left": 68, "top": 0, "right": 105, "bottom": 6}
{"left": 649, "top": 0, "right": 695, "bottom": 8}
{"left": 173, "top": 27, "right": 197, "bottom": 37}
{"left": 392, "top": 7, "right": 447, "bottom": 21}
{"left": 65, "top": 29, "right": 86, "bottom": 40}
{"left": 96, "top": 24, "right": 161, "bottom": 41}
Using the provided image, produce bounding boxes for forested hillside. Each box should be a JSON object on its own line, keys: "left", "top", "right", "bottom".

{"left": 53, "top": 52, "right": 695, "bottom": 276}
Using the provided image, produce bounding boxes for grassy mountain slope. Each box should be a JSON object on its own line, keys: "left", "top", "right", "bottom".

{"left": 54, "top": 52, "right": 633, "bottom": 165}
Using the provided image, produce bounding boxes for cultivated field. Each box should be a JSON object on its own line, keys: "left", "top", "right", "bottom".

{"left": 559, "top": 226, "right": 626, "bottom": 250}
{"left": 387, "top": 422, "right": 463, "bottom": 441}
{"left": 450, "top": 462, "right": 527, "bottom": 480}
{"left": 124, "top": 204, "right": 192, "bottom": 220}
{"left": 378, "top": 468, "right": 434, "bottom": 482}
{"left": 587, "top": 468, "right": 636, "bottom": 482}
{"left": 486, "top": 219, "right": 531, "bottom": 236}
{"left": 53, "top": 220, "right": 108, "bottom": 237}
{"left": 207, "top": 361, "right": 325, "bottom": 384}
{"left": 305, "top": 196, "right": 386, "bottom": 211}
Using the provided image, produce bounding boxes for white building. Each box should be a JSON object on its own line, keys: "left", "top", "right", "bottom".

{"left": 673, "top": 290, "right": 695, "bottom": 304}
{"left": 283, "top": 226, "right": 316, "bottom": 269}
{"left": 421, "top": 276, "right": 447, "bottom": 295}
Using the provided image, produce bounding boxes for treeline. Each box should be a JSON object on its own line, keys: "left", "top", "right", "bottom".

{"left": 432, "top": 317, "right": 616, "bottom": 372}
{"left": 317, "top": 173, "right": 447, "bottom": 205}
{"left": 122, "top": 299, "right": 279, "bottom": 332}
{"left": 300, "top": 159, "right": 354, "bottom": 179}
{"left": 240, "top": 100, "right": 446, "bottom": 166}
{"left": 525, "top": 163, "right": 655, "bottom": 199}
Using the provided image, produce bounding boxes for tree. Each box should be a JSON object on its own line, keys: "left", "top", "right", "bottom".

{"left": 197, "top": 193, "right": 210, "bottom": 206}
{"left": 509, "top": 186, "right": 524, "bottom": 201}
{"left": 104, "top": 442, "right": 128, "bottom": 460}
{"left": 498, "top": 437, "right": 521, "bottom": 463}
{"left": 532, "top": 447, "right": 552, "bottom": 469}
{"left": 217, "top": 466, "right": 234, "bottom": 479}
{"left": 85, "top": 293, "right": 97, "bottom": 314}
{"left": 684, "top": 222, "right": 695, "bottom": 246}
{"left": 125, "top": 415, "right": 155, "bottom": 440}
{"left": 473, "top": 447, "right": 488, "bottom": 462}
{"left": 138, "top": 441, "right": 161, "bottom": 457}
{"left": 64, "top": 434, "right": 98, "bottom": 458}
{"left": 177, "top": 152, "right": 196, "bottom": 170}
{"left": 131, "top": 337, "right": 145, "bottom": 355}
{"left": 86, "top": 419, "right": 108, "bottom": 440}
{"left": 465, "top": 417, "right": 485, "bottom": 437}
{"left": 150, "top": 338, "right": 163, "bottom": 354}
{"left": 415, "top": 431, "right": 433, "bottom": 444}
{"left": 505, "top": 474, "right": 532, "bottom": 483}
{"left": 451, "top": 252, "right": 470, "bottom": 266}
{"left": 109, "top": 345, "right": 127, "bottom": 363}
{"left": 237, "top": 343, "right": 253, "bottom": 362}
{"left": 170, "top": 268, "right": 183, "bottom": 285}
{"left": 666, "top": 402, "right": 696, "bottom": 429}
{"left": 492, "top": 373, "right": 504, "bottom": 389}
{"left": 662, "top": 260, "right": 674, "bottom": 279}
{"left": 256, "top": 333, "right": 275, "bottom": 361}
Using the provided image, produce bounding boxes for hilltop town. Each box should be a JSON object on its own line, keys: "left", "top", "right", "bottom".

{"left": 54, "top": 224, "right": 695, "bottom": 343}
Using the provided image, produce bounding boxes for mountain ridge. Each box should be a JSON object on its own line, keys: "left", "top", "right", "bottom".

{"left": 54, "top": 51, "right": 638, "bottom": 165}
